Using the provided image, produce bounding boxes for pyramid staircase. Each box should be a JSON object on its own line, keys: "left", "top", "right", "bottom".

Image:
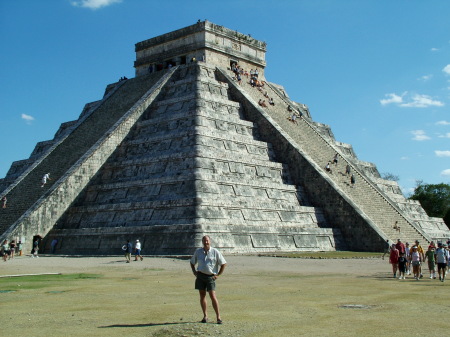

{"left": 216, "top": 67, "right": 449, "bottom": 249}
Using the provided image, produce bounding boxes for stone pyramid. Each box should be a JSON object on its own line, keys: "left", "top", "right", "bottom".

{"left": 0, "top": 21, "right": 448, "bottom": 255}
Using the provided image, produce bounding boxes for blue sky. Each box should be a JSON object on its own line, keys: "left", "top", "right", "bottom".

{"left": 0, "top": 0, "right": 449, "bottom": 195}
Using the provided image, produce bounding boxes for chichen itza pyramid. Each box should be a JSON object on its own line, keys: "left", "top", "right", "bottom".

{"left": 1, "top": 21, "right": 448, "bottom": 255}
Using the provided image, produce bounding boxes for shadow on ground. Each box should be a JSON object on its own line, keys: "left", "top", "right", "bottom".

{"left": 99, "top": 321, "right": 196, "bottom": 328}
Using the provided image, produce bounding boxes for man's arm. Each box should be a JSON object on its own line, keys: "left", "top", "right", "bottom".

{"left": 214, "top": 263, "right": 227, "bottom": 280}
{"left": 190, "top": 263, "right": 197, "bottom": 276}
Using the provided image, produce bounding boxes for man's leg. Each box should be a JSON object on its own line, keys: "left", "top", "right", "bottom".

{"left": 208, "top": 290, "right": 221, "bottom": 321}
{"left": 199, "top": 290, "right": 208, "bottom": 320}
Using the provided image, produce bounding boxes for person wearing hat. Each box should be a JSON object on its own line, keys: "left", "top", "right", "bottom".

{"left": 409, "top": 246, "right": 422, "bottom": 280}
{"left": 424, "top": 245, "right": 436, "bottom": 279}
{"left": 435, "top": 242, "right": 449, "bottom": 282}
{"left": 134, "top": 239, "right": 143, "bottom": 261}
{"left": 414, "top": 240, "right": 425, "bottom": 278}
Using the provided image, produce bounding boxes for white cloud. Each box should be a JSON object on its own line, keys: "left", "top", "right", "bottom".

{"left": 418, "top": 74, "right": 432, "bottom": 81}
{"left": 438, "top": 133, "right": 450, "bottom": 138}
{"left": 436, "top": 120, "right": 450, "bottom": 125}
{"left": 411, "top": 130, "right": 430, "bottom": 141}
{"left": 71, "top": 0, "right": 122, "bottom": 10}
{"left": 399, "top": 94, "right": 444, "bottom": 108}
{"left": 380, "top": 92, "right": 443, "bottom": 108}
{"left": 435, "top": 150, "right": 450, "bottom": 157}
{"left": 431, "top": 48, "right": 439, "bottom": 52}
{"left": 443, "top": 64, "right": 450, "bottom": 75}
{"left": 380, "top": 93, "right": 404, "bottom": 105}
{"left": 441, "top": 169, "right": 450, "bottom": 177}
{"left": 400, "top": 156, "right": 409, "bottom": 160}
{"left": 21, "top": 113, "right": 35, "bottom": 124}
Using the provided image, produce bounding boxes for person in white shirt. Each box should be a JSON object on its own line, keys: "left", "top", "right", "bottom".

{"left": 134, "top": 239, "right": 143, "bottom": 261}
{"left": 190, "top": 235, "right": 227, "bottom": 324}
{"left": 41, "top": 173, "right": 51, "bottom": 187}
{"left": 435, "top": 243, "right": 449, "bottom": 282}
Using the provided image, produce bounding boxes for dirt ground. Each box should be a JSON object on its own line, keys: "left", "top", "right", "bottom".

{"left": 1, "top": 254, "right": 449, "bottom": 336}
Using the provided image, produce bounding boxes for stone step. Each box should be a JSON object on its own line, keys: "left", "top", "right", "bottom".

{"left": 87, "top": 172, "right": 298, "bottom": 194}
{"left": 120, "top": 131, "right": 275, "bottom": 163}
{"left": 104, "top": 147, "right": 287, "bottom": 176}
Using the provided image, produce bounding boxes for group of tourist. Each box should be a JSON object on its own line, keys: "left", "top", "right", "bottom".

{"left": 385, "top": 239, "right": 450, "bottom": 282}
{"left": 122, "top": 239, "right": 144, "bottom": 263}
{"left": 231, "top": 62, "right": 276, "bottom": 109}
{"left": 231, "top": 62, "right": 310, "bottom": 129}
{"left": 324, "top": 153, "right": 356, "bottom": 187}
{"left": 1, "top": 237, "right": 46, "bottom": 260}
{"left": 1, "top": 239, "right": 22, "bottom": 261}
{"left": 286, "top": 105, "right": 302, "bottom": 125}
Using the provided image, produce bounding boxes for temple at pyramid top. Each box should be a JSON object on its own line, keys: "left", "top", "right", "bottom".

{"left": 134, "top": 20, "right": 267, "bottom": 77}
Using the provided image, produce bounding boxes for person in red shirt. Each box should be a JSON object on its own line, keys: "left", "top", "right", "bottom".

{"left": 389, "top": 244, "right": 400, "bottom": 278}
{"left": 396, "top": 239, "right": 406, "bottom": 254}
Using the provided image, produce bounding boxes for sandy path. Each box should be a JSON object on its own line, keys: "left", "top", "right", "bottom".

{"left": 0, "top": 254, "right": 387, "bottom": 277}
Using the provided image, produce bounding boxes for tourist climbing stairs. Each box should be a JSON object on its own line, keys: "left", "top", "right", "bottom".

{"left": 218, "top": 67, "right": 429, "bottom": 245}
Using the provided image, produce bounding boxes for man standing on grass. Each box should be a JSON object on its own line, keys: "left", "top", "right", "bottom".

{"left": 190, "top": 235, "right": 227, "bottom": 325}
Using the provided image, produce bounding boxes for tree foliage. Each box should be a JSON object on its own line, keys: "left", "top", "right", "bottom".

{"left": 409, "top": 182, "right": 450, "bottom": 227}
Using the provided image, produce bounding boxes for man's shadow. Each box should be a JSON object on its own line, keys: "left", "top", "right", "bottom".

{"left": 99, "top": 321, "right": 196, "bottom": 328}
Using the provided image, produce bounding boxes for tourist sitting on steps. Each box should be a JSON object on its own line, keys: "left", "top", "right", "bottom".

{"left": 291, "top": 113, "right": 298, "bottom": 124}
{"left": 258, "top": 99, "right": 267, "bottom": 108}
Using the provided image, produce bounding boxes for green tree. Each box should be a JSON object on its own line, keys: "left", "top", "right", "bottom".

{"left": 409, "top": 182, "right": 450, "bottom": 227}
